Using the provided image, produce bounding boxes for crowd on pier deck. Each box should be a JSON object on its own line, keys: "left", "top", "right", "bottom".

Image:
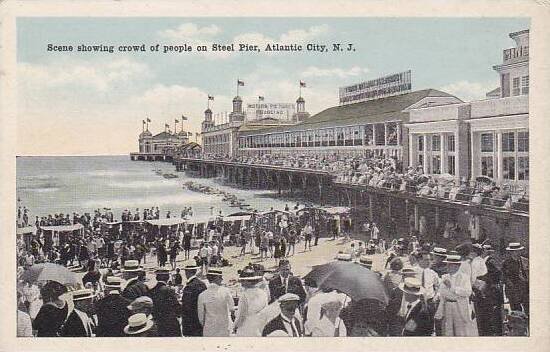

{"left": 196, "top": 153, "right": 528, "bottom": 211}
{"left": 17, "top": 202, "right": 529, "bottom": 338}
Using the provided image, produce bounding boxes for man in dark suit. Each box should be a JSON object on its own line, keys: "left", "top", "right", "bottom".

{"left": 476, "top": 244, "right": 504, "bottom": 336}
{"left": 180, "top": 265, "right": 207, "bottom": 336}
{"left": 60, "top": 289, "right": 96, "bottom": 337}
{"left": 148, "top": 269, "right": 182, "bottom": 336}
{"left": 502, "top": 242, "right": 529, "bottom": 316}
{"left": 268, "top": 260, "right": 307, "bottom": 304}
{"left": 262, "top": 293, "right": 304, "bottom": 337}
{"left": 121, "top": 261, "right": 149, "bottom": 301}
{"left": 95, "top": 276, "right": 130, "bottom": 337}
{"left": 399, "top": 278, "right": 433, "bottom": 336}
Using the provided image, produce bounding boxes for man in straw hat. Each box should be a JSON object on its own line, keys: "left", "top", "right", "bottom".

{"left": 121, "top": 259, "right": 149, "bottom": 301}
{"left": 127, "top": 296, "right": 158, "bottom": 336}
{"left": 234, "top": 266, "right": 268, "bottom": 333}
{"left": 435, "top": 254, "right": 478, "bottom": 336}
{"left": 124, "top": 313, "right": 156, "bottom": 337}
{"left": 262, "top": 293, "right": 304, "bottom": 337}
{"left": 384, "top": 264, "right": 418, "bottom": 336}
{"left": 502, "top": 242, "right": 529, "bottom": 316}
{"left": 59, "top": 289, "right": 96, "bottom": 337}
{"left": 95, "top": 276, "right": 130, "bottom": 337}
{"left": 398, "top": 277, "right": 433, "bottom": 336}
{"left": 197, "top": 268, "right": 235, "bottom": 336}
{"left": 148, "top": 268, "right": 181, "bottom": 336}
{"left": 429, "top": 247, "right": 448, "bottom": 276}
{"left": 181, "top": 264, "right": 207, "bottom": 336}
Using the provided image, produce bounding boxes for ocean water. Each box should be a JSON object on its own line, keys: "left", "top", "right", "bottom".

{"left": 16, "top": 155, "right": 289, "bottom": 222}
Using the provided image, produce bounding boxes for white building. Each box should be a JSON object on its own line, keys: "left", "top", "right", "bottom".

{"left": 406, "top": 29, "right": 529, "bottom": 187}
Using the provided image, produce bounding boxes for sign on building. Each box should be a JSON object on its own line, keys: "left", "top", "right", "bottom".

{"left": 339, "top": 70, "right": 412, "bottom": 105}
{"left": 245, "top": 103, "right": 295, "bottom": 121}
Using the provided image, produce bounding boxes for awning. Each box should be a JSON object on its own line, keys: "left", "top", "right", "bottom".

{"left": 322, "top": 207, "right": 351, "bottom": 215}
{"left": 17, "top": 226, "right": 36, "bottom": 235}
{"left": 146, "top": 218, "right": 187, "bottom": 227}
{"left": 40, "top": 223, "right": 84, "bottom": 232}
{"left": 224, "top": 215, "right": 251, "bottom": 222}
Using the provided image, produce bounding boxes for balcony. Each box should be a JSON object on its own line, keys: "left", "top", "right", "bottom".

{"left": 503, "top": 46, "right": 529, "bottom": 65}
{"left": 470, "top": 95, "right": 528, "bottom": 119}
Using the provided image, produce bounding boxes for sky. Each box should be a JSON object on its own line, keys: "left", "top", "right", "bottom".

{"left": 16, "top": 17, "right": 529, "bottom": 156}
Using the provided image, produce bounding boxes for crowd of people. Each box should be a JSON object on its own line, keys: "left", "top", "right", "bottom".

{"left": 198, "top": 152, "right": 529, "bottom": 211}
{"left": 16, "top": 199, "right": 529, "bottom": 337}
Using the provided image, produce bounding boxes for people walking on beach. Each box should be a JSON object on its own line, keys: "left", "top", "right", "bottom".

{"left": 183, "top": 230, "right": 192, "bottom": 260}
{"left": 287, "top": 229, "right": 296, "bottom": 256}
{"left": 169, "top": 241, "right": 180, "bottom": 270}
{"left": 303, "top": 224, "right": 313, "bottom": 251}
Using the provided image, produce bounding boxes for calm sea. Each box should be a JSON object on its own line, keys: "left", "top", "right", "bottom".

{"left": 16, "top": 155, "right": 289, "bottom": 222}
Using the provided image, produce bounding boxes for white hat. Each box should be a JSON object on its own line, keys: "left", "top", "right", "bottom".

{"left": 430, "top": 247, "right": 447, "bottom": 257}
{"left": 443, "top": 254, "right": 462, "bottom": 264}
{"left": 278, "top": 293, "right": 300, "bottom": 303}
{"left": 71, "top": 288, "right": 96, "bottom": 301}
{"left": 506, "top": 242, "right": 525, "bottom": 251}
{"left": 124, "top": 313, "right": 154, "bottom": 335}
{"left": 105, "top": 276, "right": 124, "bottom": 290}
{"left": 336, "top": 253, "right": 352, "bottom": 261}
{"left": 399, "top": 277, "right": 425, "bottom": 296}
{"left": 122, "top": 260, "right": 142, "bottom": 272}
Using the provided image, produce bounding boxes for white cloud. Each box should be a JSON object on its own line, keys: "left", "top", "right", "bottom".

{"left": 18, "top": 58, "right": 150, "bottom": 92}
{"left": 440, "top": 80, "right": 499, "bottom": 102}
{"left": 158, "top": 23, "right": 221, "bottom": 41}
{"left": 302, "top": 65, "right": 369, "bottom": 79}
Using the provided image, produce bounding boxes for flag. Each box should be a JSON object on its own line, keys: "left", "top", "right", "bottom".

{"left": 195, "top": 132, "right": 200, "bottom": 136}
{"left": 300, "top": 80, "right": 306, "bottom": 88}
{"left": 175, "top": 119, "right": 179, "bottom": 123}
{"left": 258, "top": 96, "right": 264, "bottom": 101}
{"left": 181, "top": 115, "right": 188, "bottom": 121}
{"left": 165, "top": 123, "right": 169, "bottom": 128}
{"left": 208, "top": 95, "right": 214, "bottom": 101}
{"left": 146, "top": 118, "right": 151, "bottom": 122}
{"left": 142, "top": 120, "right": 146, "bottom": 124}
{"left": 237, "top": 79, "right": 245, "bottom": 86}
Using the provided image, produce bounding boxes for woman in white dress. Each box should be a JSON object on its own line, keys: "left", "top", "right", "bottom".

{"left": 234, "top": 268, "right": 269, "bottom": 335}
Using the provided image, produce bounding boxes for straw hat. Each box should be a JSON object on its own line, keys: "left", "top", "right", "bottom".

{"left": 443, "top": 254, "right": 462, "bottom": 264}
{"left": 238, "top": 267, "right": 263, "bottom": 282}
{"left": 278, "top": 293, "right": 300, "bottom": 303}
{"left": 71, "top": 288, "right": 96, "bottom": 301}
{"left": 399, "top": 277, "right": 425, "bottom": 296}
{"left": 206, "top": 269, "right": 223, "bottom": 276}
{"left": 122, "top": 260, "right": 142, "bottom": 272}
{"left": 358, "top": 255, "right": 373, "bottom": 268}
{"left": 104, "top": 276, "right": 124, "bottom": 291}
{"left": 400, "top": 265, "right": 417, "bottom": 276}
{"left": 124, "top": 313, "right": 154, "bottom": 335}
{"left": 430, "top": 247, "right": 447, "bottom": 257}
{"left": 506, "top": 242, "right": 525, "bottom": 251}
{"left": 336, "top": 253, "right": 352, "bottom": 261}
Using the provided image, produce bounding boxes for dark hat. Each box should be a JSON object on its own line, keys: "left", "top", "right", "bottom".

{"left": 155, "top": 268, "right": 170, "bottom": 274}
{"left": 278, "top": 259, "right": 291, "bottom": 267}
{"left": 183, "top": 264, "right": 200, "bottom": 271}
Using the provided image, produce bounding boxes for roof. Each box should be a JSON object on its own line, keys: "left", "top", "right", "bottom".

{"left": 40, "top": 223, "right": 84, "bottom": 232}
{"left": 152, "top": 131, "right": 173, "bottom": 139}
{"left": 239, "top": 89, "right": 455, "bottom": 135}
{"left": 146, "top": 218, "right": 186, "bottom": 226}
{"left": 486, "top": 87, "right": 501, "bottom": 97}
{"left": 179, "top": 142, "right": 202, "bottom": 150}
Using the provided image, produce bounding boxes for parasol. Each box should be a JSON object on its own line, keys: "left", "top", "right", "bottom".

{"left": 303, "top": 261, "right": 388, "bottom": 305}
{"left": 20, "top": 263, "right": 80, "bottom": 286}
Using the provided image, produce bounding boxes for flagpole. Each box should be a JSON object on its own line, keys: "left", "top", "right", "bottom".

{"left": 174, "top": 120, "right": 177, "bottom": 135}
{"left": 237, "top": 78, "right": 239, "bottom": 97}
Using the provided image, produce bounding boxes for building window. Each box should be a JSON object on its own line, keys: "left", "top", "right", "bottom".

{"left": 518, "top": 156, "right": 529, "bottom": 180}
{"left": 512, "top": 77, "right": 520, "bottom": 96}
{"left": 329, "top": 129, "right": 336, "bottom": 146}
{"left": 447, "top": 134, "right": 455, "bottom": 152}
{"left": 353, "top": 126, "right": 363, "bottom": 146}
{"left": 418, "top": 154, "right": 423, "bottom": 168}
{"left": 431, "top": 135, "right": 441, "bottom": 152}
{"left": 521, "top": 75, "right": 529, "bottom": 95}
{"left": 365, "top": 125, "right": 374, "bottom": 146}
{"left": 448, "top": 155, "right": 456, "bottom": 175}
{"left": 503, "top": 156, "right": 516, "bottom": 180}
{"left": 386, "top": 122, "right": 398, "bottom": 146}
{"left": 432, "top": 155, "right": 441, "bottom": 174}
{"left": 518, "top": 131, "right": 529, "bottom": 152}
{"left": 481, "top": 133, "right": 493, "bottom": 152}
{"left": 502, "top": 132, "right": 515, "bottom": 152}
{"left": 481, "top": 156, "right": 494, "bottom": 178}
{"left": 418, "top": 135, "right": 424, "bottom": 152}
{"left": 375, "top": 123, "right": 385, "bottom": 146}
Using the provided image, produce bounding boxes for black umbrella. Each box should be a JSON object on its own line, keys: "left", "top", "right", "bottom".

{"left": 303, "top": 261, "right": 388, "bottom": 305}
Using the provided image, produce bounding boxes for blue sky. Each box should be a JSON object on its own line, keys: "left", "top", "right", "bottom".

{"left": 16, "top": 17, "right": 529, "bottom": 155}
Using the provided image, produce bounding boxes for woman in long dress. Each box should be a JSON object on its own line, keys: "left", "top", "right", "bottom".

{"left": 234, "top": 268, "right": 269, "bottom": 335}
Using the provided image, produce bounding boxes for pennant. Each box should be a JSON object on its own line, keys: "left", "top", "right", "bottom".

{"left": 208, "top": 95, "right": 214, "bottom": 101}
{"left": 300, "top": 80, "right": 306, "bottom": 88}
{"left": 258, "top": 96, "right": 264, "bottom": 101}
{"left": 237, "top": 79, "right": 245, "bottom": 86}
{"left": 146, "top": 118, "right": 151, "bottom": 122}
{"left": 175, "top": 119, "right": 179, "bottom": 123}
{"left": 181, "top": 115, "right": 188, "bottom": 121}
{"left": 165, "top": 123, "right": 170, "bottom": 128}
